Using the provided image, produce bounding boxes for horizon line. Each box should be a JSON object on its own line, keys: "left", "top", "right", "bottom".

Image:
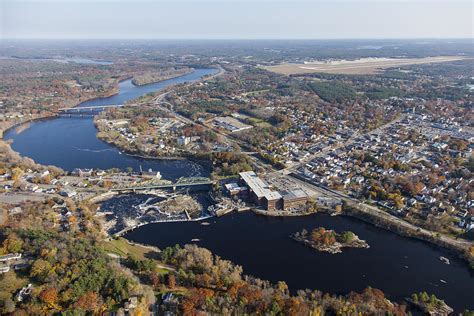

{"left": 2, "top": 37, "right": 473, "bottom": 41}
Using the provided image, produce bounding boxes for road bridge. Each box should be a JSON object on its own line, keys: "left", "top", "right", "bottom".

{"left": 111, "top": 177, "right": 215, "bottom": 192}
{"left": 58, "top": 104, "right": 124, "bottom": 113}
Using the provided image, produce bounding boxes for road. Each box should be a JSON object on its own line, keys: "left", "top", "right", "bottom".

{"left": 106, "top": 71, "right": 472, "bottom": 254}
{"left": 284, "top": 113, "right": 406, "bottom": 174}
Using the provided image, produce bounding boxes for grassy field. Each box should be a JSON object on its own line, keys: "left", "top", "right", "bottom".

{"left": 101, "top": 238, "right": 173, "bottom": 274}
{"left": 263, "top": 56, "right": 470, "bottom": 75}
{"left": 246, "top": 116, "right": 272, "bottom": 128}
{"left": 101, "top": 237, "right": 159, "bottom": 261}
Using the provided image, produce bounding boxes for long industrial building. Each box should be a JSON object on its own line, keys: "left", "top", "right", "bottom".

{"left": 238, "top": 171, "right": 308, "bottom": 211}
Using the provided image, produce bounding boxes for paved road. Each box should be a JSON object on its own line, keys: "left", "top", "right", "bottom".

{"left": 285, "top": 114, "right": 406, "bottom": 174}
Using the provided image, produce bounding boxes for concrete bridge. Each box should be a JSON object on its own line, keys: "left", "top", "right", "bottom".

{"left": 58, "top": 104, "right": 124, "bottom": 113}
{"left": 111, "top": 177, "right": 215, "bottom": 192}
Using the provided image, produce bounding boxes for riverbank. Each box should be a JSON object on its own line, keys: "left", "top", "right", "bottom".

{"left": 93, "top": 123, "right": 211, "bottom": 162}
{"left": 344, "top": 204, "right": 474, "bottom": 269}
{"left": 92, "top": 68, "right": 224, "bottom": 166}
{"left": 131, "top": 67, "right": 194, "bottom": 86}
{"left": 289, "top": 173, "right": 474, "bottom": 268}
{"left": 92, "top": 126, "right": 214, "bottom": 171}
{"left": 123, "top": 210, "right": 474, "bottom": 312}
{"left": 0, "top": 75, "right": 125, "bottom": 138}
{"left": 252, "top": 208, "right": 317, "bottom": 217}
{"left": 113, "top": 214, "right": 214, "bottom": 237}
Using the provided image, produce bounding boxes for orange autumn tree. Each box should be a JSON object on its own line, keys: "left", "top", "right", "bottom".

{"left": 74, "top": 292, "right": 100, "bottom": 312}
{"left": 39, "top": 287, "right": 59, "bottom": 309}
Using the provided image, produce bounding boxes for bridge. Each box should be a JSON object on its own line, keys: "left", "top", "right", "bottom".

{"left": 57, "top": 104, "right": 124, "bottom": 113}
{"left": 111, "top": 177, "right": 215, "bottom": 192}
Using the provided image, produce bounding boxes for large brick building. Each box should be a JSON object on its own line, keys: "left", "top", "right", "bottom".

{"left": 238, "top": 171, "right": 308, "bottom": 211}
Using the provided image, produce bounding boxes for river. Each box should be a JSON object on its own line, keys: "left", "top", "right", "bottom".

{"left": 4, "top": 68, "right": 217, "bottom": 180}
{"left": 125, "top": 211, "right": 474, "bottom": 312}
{"left": 4, "top": 67, "right": 473, "bottom": 311}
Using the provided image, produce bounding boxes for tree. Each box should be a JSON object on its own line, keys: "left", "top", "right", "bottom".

{"left": 277, "top": 281, "right": 288, "bottom": 294}
{"left": 30, "top": 259, "right": 53, "bottom": 281}
{"left": 340, "top": 231, "right": 355, "bottom": 243}
{"left": 167, "top": 274, "right": 176, "bottom": 289}
{"left": 149, "top": 271, "right": 161, "bottom": 289}
{"left": 0, "top": 298, "right": 16, "bottom": 314}
{"left": 1, "top": 235, "right": 23, "bottom": 253}
{"left": 283, "top": 297, "right": 310, "bottom": 316}
{"left": 39, "top": 287, "right": 58, "bottom": 308}
{"left": 75, "top": 292, "right": 100, "bottom": 312}
{"left": 420, "top": 291, "right": 429, "bottom": 302}
{"left": 11, "top": 167, "right": 24, "bottom": 181}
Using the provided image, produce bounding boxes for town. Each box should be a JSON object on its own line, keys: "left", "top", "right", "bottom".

{"left": 0, "top": 38, "right": 473, "bottom": 315}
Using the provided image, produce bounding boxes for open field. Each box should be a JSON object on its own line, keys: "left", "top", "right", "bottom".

{"left": 263, "top": 56, "right": 471, "bottom": 75}
{"left": 101, "top": 237, "right": 160, "bottom": 260}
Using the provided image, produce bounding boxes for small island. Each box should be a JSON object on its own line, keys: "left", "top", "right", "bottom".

{"left": 291, "top": 227, "right": 369, "bottom": 254}
{"left": 408, "top": 292, "right": 454, "bottom": 316}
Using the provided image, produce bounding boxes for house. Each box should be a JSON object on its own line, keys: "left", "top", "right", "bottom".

{"left": 16, "top": 284, "right": 33, "bottom": 302}
{"left": 26, "top": 184, "right": 39, "bottom": 192}
{"left": 96, "top": 170, "right": 107, "bottom": 176}
{"left": 224, "top": 183, "right": 247, "bottom": 196}
{"left": 72, "top": 168, "right": 93, "bottom": 177}
{"left": 59, "top": 189, "right": 77, "bottom": 198}
{"left": 8, "top": 207, "right": 23, "bottom": 215}
{"left": 124, "top": 297, "right": 138, "bottom": 311}
{"left": 0, "top": 253, "right": 22, "bottom": 262}
{"left": 40, "top": 170, "right": 50, "bottom": 178}
{"left": 177, "top": 135, "right": 191, "bottom": 146}
{"left": 423, "top": 196, "right": 436, "bottom": 204}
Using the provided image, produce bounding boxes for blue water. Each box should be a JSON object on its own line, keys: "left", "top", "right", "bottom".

{"left": 78, "top": 68, "right": 215, "bottom": 107}
{"left": 4, "top": 68, "right": 217, "bottom": 179}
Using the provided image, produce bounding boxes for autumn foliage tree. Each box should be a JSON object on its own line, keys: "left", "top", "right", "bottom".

{"left": 39, "top": 287, "right": 58, "bottom": 308}
{"left": 74, "top": 291, "right": 100, "bottom": 312}
{"left": 167, "top": 274, "right": 176, "bottom": 289}
{"left": 311, "top": 227, "right": 336, "bottom": 246}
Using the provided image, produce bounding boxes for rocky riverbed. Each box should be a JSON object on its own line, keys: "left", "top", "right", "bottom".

{"left": 98, "top": 192, "right": 209, "bottom": 235}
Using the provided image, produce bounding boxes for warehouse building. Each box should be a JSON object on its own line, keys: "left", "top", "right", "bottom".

{"left": 239, "top": 171, "right": 281, "bottom": 210}
{"left": 238, "top": 171, "right": 308, "bottom": 211}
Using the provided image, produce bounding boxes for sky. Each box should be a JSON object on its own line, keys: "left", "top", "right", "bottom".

{"left": 1, "top": 0, "right": 473, "bottom": 39}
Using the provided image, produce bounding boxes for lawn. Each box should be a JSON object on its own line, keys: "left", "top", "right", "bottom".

{"left": 101, "top": 237, "right": 158, "bottom": 261}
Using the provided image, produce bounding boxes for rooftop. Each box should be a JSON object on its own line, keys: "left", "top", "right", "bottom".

{"left": 281, "top": 188, "right": 308, "bottom": 200}
{"left": 214, "top": 116, "right": 253, "bottom": 132}
{"left": 239, "top": 171, "right": 282, "bottom": 201}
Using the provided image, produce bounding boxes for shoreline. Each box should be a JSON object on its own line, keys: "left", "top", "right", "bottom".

{"left": 3, "top": 63, "right": 471, "bottom": 270}
{"left": 289, "top": 173, "right": 473, "bottom": 268}
{"left": 344, "top": 205, "right": 473, "bottom": 268}
{"left": 131, "top": 68, "right": 195, "bottom": 86}
{"left": 117, "top": 206, "right": 473, "bottom": 272}
{"left": 2, "top": 67, "right": 219, "bottom": 170}
{"left": 113, "top": 214, "right": 213, "bottom": 237}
